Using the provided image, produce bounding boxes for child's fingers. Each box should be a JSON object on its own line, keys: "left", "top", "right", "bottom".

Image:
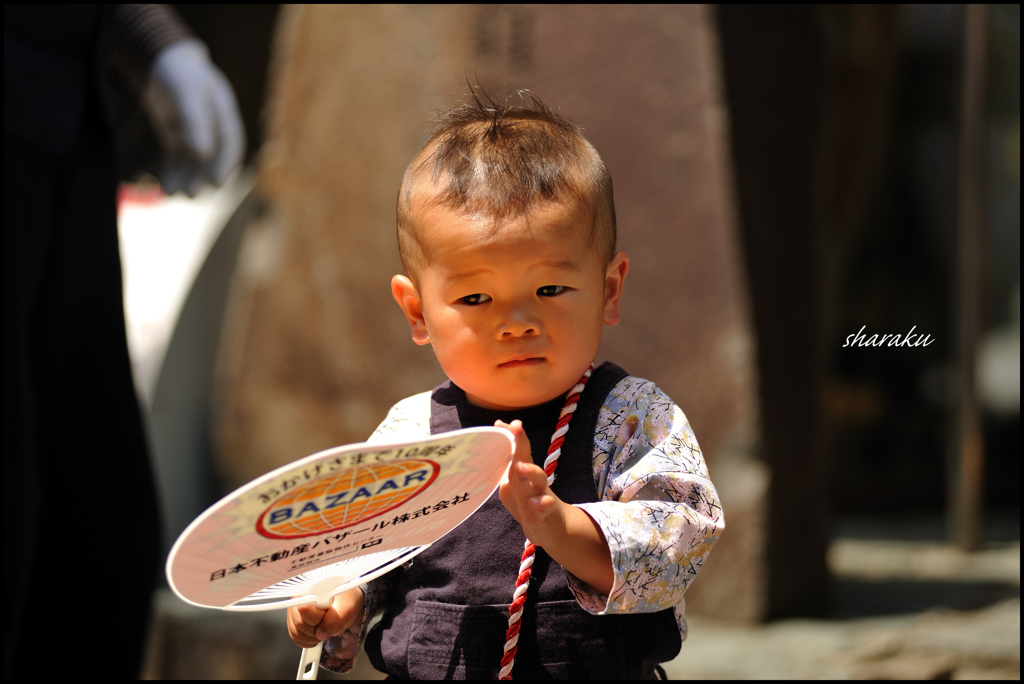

{"left": 295, "top": 601, "right": 328, "bottom": 627}
{"left": 287, "top": 588, "right": 365, "bottom": 648}
{"left": 528, "top": 489, "right": 559, "bottom": 510}
{"left": 287, "top": 606, "right": 324, "bottom": 648}
{"left": 314, "top": 610, "right": 346, "bottom": 641}
{"left": 513, "top": 460, "right": 548, "bottom": 498}
{"left": 313, "top": 595, "right": 357, "bottom": 640}
{"left": 495, "top": 419, "right": 532, "bottom": 465}
{"left": 324, "top": 588, "right": 366, "bottom": 639}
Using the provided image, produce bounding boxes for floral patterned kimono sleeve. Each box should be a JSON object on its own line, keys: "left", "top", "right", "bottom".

{"left": 567, "top": 377, "right": 725, "bottom": 642}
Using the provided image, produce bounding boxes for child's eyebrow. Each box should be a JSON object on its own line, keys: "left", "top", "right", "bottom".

{"left": 539, "top": 258, "right": 582, "bottom": 272}
{"left": 446, "top": 268, "right": 489, "bottom": 285}
{"left": 447, "top": 259, "right": 581, "bottom": 285}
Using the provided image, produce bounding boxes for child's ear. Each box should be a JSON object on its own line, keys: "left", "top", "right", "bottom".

{"left": 391, "top": 274, "right": 431, "bottom": 345}
{"left": 603, "top": 251, "right": 629, "bottom": 326}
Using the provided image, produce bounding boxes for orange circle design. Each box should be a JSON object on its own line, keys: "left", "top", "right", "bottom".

{"left": 256, "top": 459, "right": 439, "bottom": 539}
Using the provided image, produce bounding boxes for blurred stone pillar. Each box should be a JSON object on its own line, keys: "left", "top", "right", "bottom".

{"left": 214, "top": 5, "right": 468, "bottom": 485}
{"left": 215, "top": 5, "right": 772, "bottom": 622}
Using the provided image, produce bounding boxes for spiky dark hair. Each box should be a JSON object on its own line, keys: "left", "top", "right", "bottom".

{"left": 396, "top": 85, "right": 617, "bottom": 275}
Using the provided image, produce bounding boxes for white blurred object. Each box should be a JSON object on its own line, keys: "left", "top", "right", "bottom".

{"left": 118, "top": 169, "right": 251, "bottom": 405}
{"left": 976, "top": 282, "right": 1021, "bottom": 416}
{"left": 141, "top": 38, "right": 246, "bottom": 197}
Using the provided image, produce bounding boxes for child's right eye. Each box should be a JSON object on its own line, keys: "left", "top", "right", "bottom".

{"left": 461, "top": 293, "right": 491, "bottom": 305}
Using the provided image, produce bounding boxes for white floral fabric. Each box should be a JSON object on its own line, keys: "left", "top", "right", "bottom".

{"left": 321, "top": 374, "right": 724, "bottom": 673}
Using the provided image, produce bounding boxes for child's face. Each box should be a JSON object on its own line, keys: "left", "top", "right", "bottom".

{"left": 393, "top": 200, "right": 628, "bottom": 410}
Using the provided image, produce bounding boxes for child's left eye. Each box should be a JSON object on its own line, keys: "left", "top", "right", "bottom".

{"left": 537, "top": 285, "right": 566, "bottom": 297}
{"left": 461, "top": 293, "right": 491, "bottom": 305}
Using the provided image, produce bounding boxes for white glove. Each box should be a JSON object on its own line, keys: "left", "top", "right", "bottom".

{"left": 141, "top": 39, "right": 245, "bottom": 197}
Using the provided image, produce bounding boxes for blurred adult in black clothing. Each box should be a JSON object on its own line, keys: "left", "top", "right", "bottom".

{"left": 4, "top": 5, "right": 243, "bottom": 677}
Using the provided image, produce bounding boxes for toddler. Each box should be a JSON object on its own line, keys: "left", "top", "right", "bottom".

{"left": 286, "top": 90, "right": 724, "bottom": 679}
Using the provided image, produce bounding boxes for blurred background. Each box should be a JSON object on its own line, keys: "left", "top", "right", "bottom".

{"left": 109, "top": 5, "right": 1017, "bottom": 679}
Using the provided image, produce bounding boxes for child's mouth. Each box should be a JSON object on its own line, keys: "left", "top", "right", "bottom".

{"left": 499, "top": 357, "right": 545, "bottom": 368}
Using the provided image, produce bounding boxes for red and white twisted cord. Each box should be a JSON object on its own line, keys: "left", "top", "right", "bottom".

{"left": 499, "top": 363, "right": 594, "bottom": 680}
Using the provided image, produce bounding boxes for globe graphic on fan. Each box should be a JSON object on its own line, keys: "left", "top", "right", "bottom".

{"left": 256, "top": 459, "right": 440, "bottom": 539}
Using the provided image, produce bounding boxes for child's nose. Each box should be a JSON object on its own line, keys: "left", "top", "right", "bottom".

{"left": 498, "top": 307, "right": 539, "bottom": 338}
{"left": 501, "top": 325, "right": 537, "bottom": 338}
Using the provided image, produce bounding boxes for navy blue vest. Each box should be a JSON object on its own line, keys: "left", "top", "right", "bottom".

{"left": 364, "top": 362, "right": 681, "bottom": 679}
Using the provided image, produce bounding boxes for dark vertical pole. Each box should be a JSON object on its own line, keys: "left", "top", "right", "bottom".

{"left": 716, "top": 5, "right": 831, "bottom": 618}
{"left": 950, "top": 4, "right": 989, "bottom": 552}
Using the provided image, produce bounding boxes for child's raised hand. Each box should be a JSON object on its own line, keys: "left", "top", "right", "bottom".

{"left": 286, "top": 587, "right": 365, "bottom": 648}
{"left": 495, "top": 419, "right": 569, "bottom": 549}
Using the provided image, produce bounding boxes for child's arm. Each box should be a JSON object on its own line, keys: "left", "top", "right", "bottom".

{"left": 568, "top": 377, "right": 724, "bottom": 619}
{"left": 496, "top": 419, "right": 614, "bottom": 596}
